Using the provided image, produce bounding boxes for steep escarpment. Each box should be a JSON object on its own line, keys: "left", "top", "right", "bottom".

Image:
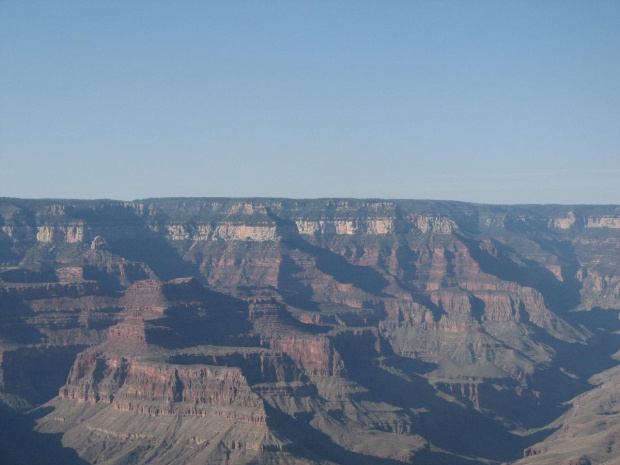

{"left": 0, "top": 279, "right": 122, "bottom": 409}
{"left": 60, "top": 352, "right": 267, "bottom": 423}
{"left": 0, "top": 198, "right": 619, "bottom": 464}
{"left": 516, "top": 364, "right": 620, "bottom": 465}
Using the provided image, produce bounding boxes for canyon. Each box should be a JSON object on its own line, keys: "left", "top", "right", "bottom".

{"left": 0, "top": 197, "right": 619, "bottom": 464}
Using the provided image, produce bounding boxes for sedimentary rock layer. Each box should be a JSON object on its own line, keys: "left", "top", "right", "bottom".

{"left": 0, "top": 198, "right": 619, "bottom": 464}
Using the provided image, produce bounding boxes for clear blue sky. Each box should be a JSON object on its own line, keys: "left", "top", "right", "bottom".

{"left": 1, "top": 1, "right": 619, "bottom": 204}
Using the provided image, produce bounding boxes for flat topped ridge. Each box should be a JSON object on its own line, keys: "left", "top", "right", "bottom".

{"left": 121, "top": 280, "right": 181, "bottom": 315}
{"left": 124, "top": 277, "right": 202, "bottom": 297}
{"left": 3, "top": 196, "right": 619, "bottom": 217}
{"left": 163, "top": 277, "right": 204, "bottom": 294}
{"left": 161, "top": 277, "right": 215, "bottom": 302}
{"left": 122, "top": 279, "right": 166, "bottom": 305}
{"left": 2, "top": 199, "right": 620, "bottom": 243}
{"left": 0, "top": 280, "right": 101, "bottom": 300}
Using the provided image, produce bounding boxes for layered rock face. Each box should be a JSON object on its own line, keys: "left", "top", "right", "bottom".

{"left": 1, "top": 198, "right": 620, "bottom": 464}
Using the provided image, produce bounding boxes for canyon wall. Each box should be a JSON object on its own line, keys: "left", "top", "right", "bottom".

{"left": 1, "top": 198, "right": 619, "bottom": 464}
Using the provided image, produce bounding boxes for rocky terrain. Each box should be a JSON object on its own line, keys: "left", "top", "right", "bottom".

{"left": 0, "top": 197, "right": 619, "bottom": 464}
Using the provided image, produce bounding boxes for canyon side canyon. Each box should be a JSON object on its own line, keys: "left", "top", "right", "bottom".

{"left": 1, "top": 197, "right": 619, "bottom": 465}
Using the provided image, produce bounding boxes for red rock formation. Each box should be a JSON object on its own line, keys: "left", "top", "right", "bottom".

{"left": 269, "top": 336, "right": 345, "bottom": 377}
{"left": 61, "top": 351, "right": 267, "bottom": 424}
{"left": 1, "top": 198, "right": 620, "bottom": 465}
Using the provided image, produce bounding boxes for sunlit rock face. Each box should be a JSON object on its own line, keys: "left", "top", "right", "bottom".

{"left": 1, "top": 198, "right": 620, "bottom": 465}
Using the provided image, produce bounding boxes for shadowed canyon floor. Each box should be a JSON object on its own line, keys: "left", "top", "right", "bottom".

{"left": 1, "top": 198, "right": 619, "bottom": 464}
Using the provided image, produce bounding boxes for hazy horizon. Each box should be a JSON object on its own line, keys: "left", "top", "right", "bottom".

{"left": 1, "top": 1, "right": 619, "bottom": 204}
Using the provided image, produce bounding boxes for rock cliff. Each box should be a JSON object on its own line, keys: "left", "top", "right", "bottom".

{"left": 1, "top": 198, "right": 619, "bottom": 464}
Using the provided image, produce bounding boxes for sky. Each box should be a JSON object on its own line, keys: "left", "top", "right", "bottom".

{"left": 1, "top": 1, "right": 619, "bottom": 204}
